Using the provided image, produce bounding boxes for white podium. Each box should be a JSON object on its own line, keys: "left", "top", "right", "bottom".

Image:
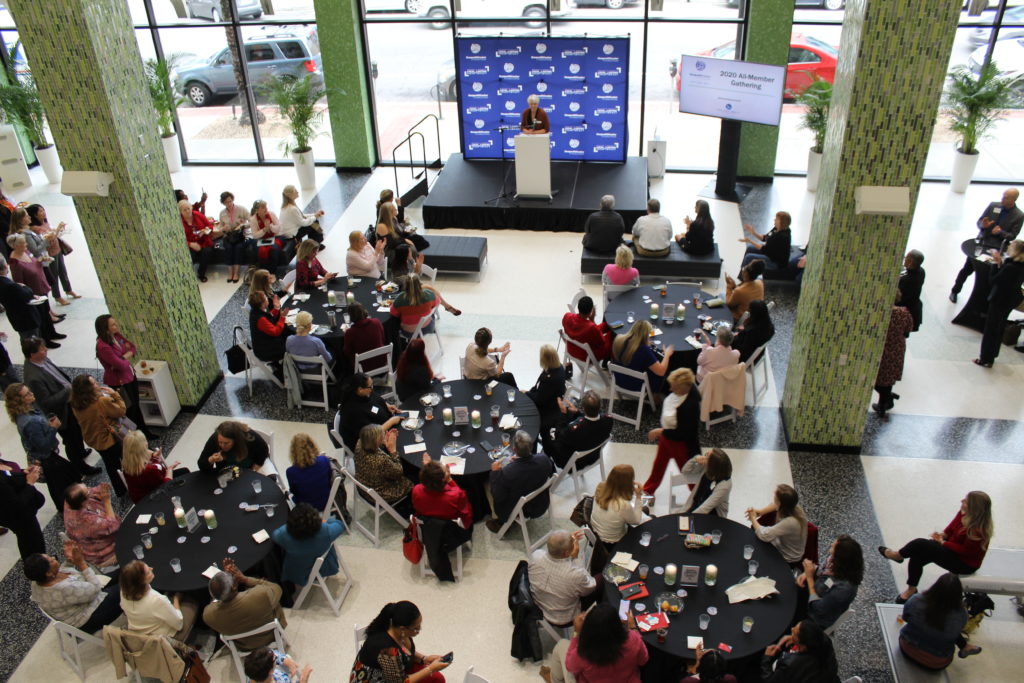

{"left": 514, "top": 134, "right": 552, "bottom": 200}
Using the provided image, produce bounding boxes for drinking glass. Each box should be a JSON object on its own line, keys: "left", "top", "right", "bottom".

{"left": 343, "top": 311, "right": 351, "bottom": 325}
{"left": 132, "top": 544, "right": 144, "bottom": 559}
{"left": 507, "top": 389, "right": 516, "bottom": 403}
{"left": 490, "top": 405, "right": 500, "bottom": 425}
{"left": 698, "top": 613, "right": 710, "bottom": 631}
{"left": 748, "top": 560, "right": 759, "bottom": 576}
{"left": 710, "top": 529, "right": 722, "bottom": 545}
{"left": 171, "top": 496, "right": 181, "bottom": 509}
{"left": 170, "top": 558, "right": 181, "bottom": 573}
{"left": 742, "top": 616, "right": 754, "bottom": 633}
{"left": 414, "top": 429, "right": 424, "bottom": 443}
{"left": 743, "top": 544, "right": 754, "bottom": 560}
{"left": 141, "top": 533, "right": 153, "bottom": 550}
{"left": 442, "top": 384, "right": 452, "bottom": 398}
{"left": 154, "top": 512, "right": 165, "bottom": 526}
{"left": 266, "top": 506, "right": 275, "bottom": 518}
{"left": 638, "top": 564, "right": 649, "bottom": 580}
{"left": 425, "top": 406, "right": 434, "bottom": 421}
{"left": 639, "top": 531, "right": 652, "bottom": 547}
{"left": 626, "top": 311, "right": 635, "bottom": 323}
{"left": 501, "top": 432, "right": 511, "bottom": 448}
{"left": 252, "top": 480, "right": 263, "bottom": 494}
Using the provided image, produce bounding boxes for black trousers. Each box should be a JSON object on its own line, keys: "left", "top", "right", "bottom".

{"left": 58, "top": 410, "right": 92, "bottom": 473}
{"left": 898, "top": 538, "right": 975, "bottom": 587}
{"left": 297, "top": 225, "right": 323, "bottom": 244}
{"left": 97, "top": 441, "right": 126, "bottom": 497}
{"left": 0, "top": 493, "right": 45, "bottom": 560}
{"left": 190, "top": 246, "right": 213, "bottom": 277}
{"left": 78, "top": 582, "right": 123, "bottom": 634}
{"left": 110, "top": 379, "right": 150, "bottom": 436}
{"left": 874, "top": 384, "right": 894, "bottom": 410}
{"left": 39, "top": 453, "right": 82, "bottom": 510}
{"left": 979, "top": 301, "right": 1015, "bottom": 364}
{"left": 951, "top": 256, "right": 975, "bottom": 294}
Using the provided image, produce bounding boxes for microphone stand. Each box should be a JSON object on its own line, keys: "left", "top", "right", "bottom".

{"left": 485, "top": 125, "right": 518, "bottom": 206}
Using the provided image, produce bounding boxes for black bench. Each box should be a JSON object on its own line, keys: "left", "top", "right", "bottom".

{"left": 763, "top": 246, "right": 804, "bottom": 282}
{"left": 581, "top": 241, "right": 721, "bottom": 281}
{"left": 421, "top": 235, "right": 488, "bottom": 280}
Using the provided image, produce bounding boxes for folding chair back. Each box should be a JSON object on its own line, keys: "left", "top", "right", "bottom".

{"left": 698, "top": 365, "right": 746, "bottom": 430}
{"left": 601, "top": 283, "right": 637, "bottom": 312}
{"left": 403, "top": 312, "right": 444, "bottom": 364}
{"left": 559, "top": 330, "right": 609, "bottom": 398}
{"left": 567, "top": 287, "right": 586, "bottom": 313}
{"left": 552, "top": 437, "right": 609, "bottom": 502}
{"left": 323, "top": 473, "right": 345, "bottom": 521}
{"left": 354, "top": 623, "right": 368, "bottom": 652}
{"left": 825, "top": 607, "right": 855, "bottom": 637}
{"left": 606, "top": 362, "right": 656, "bottom": 430}
{"left": 235, "top": 325, "right": 284, "bottom": 396}
{"left": 355, "top": 344, "right": 396, "bottom": 401}
{"left": 745, "top": 343, "right": 770, "bottom": 405}
{"left": 341, "top": 466, "right": 409, "bottom": 546}
{"left": 419, "top": 263, "right": 438, "bottom": 282}
{"left": 495, "top": 474, "right": 557, "bottom": 552}
{"left": 413, "top": 515, "right": 466, "bottom": 581}
{"left": 283, "top": 353, "right": 336, "bottom": 411}
{"left": 40, "top": 608, "right": 104, "bottom": 682}
{"left": 292, "top": 542, "right": 353, "bottom": 615}
{"left": 463, "top": 665, "right": 492, "bottom": 683}
{"left": 221, "top": 619, "right": 289, "bottom": 683}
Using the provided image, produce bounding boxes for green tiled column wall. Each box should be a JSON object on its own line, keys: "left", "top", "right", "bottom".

{"left": 9, "top": 0, "right": 219, "bottom": 405}
{"left": 781, "top": 0, "right": 962, "bottom": 448}
{"left": 314, "top": 0, "right": 375, "bottom": 169}
{"left": 736, "top": 0, "right": 793, "bottom": 179}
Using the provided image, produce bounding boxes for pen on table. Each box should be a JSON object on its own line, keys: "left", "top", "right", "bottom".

{"left": 655, "top": 533, "right": 670, "bottom": 544}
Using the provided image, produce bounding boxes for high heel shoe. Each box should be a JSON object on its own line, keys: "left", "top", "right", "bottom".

{"left": 56, "top": 297, "right": 71, "bottom": 306}
{"left": 68, "top": 291, "right": 82, "bottom": 299}
{"left": 446, "top": 306, "right": 462, "bottom": 316}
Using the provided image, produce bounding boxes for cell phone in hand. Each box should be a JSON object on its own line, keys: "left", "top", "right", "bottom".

{"left": 610, "top": 320, "right": 625, "bottom": 329}
{"left": 440, "top": 652, "right": 454, "bottom": 664}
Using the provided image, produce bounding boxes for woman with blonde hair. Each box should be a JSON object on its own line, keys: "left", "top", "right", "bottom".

{"left": 279, "top": 185, "right": 324, "bottom": 246}
{"left": 7, "top": 232, "right": 63, "bottom": 324}
{"left": 526, "top": 344, "right": 566, "bottom": 433}
{"left": 121, "top": 431, "right": 181, "bottom": 503}
{"left": 346, "top": 229, "right": 385, "bottom": 278}
{"left": 286, "top": 433, "right": 337, "bottom": 512}
{"left": 643, "top": 368, "right": 700, "bottom": 497}
{"left": 353, "top": 423, "right": 412, "bottom": 515}
{"left": 611, "top": 319, "right": 674, "bottom": 394}
{"left": 881, "top": 491, "right": 993, "bottom": 603}
{"left": 391, "top": 274, "right": 438, "bottom": 334}
{"left": 295, "top": 238, "right": 337, "bottom": 290}
{"left": 463, "top": 327, "right": 516, "bottom": 387}
{"left": 747, "top": 484, "right": 808, "bottom": 566}
{"left": 249, "top": 199, "right": 282, "bottom": 271}
{"left": 285, "top": 310, "right": 334, "bottom": 371}
{"left": 375, "top": 202, "right": 414, "bottom": 259}
{"left": 590, "top": 464, "right": 645, "bottom": 545}
{"left": 602, "top": 245, "right": 640, "bottom": 286}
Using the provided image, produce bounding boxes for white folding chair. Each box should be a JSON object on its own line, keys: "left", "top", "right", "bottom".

{"left": 419, "top": 263, "right": 438, "bottom": 283}
{"left": 552, "top": 438, "right": 609, "bottom": 502}
{"left": 234, "top": 326, "right": 285, "bottom": 396}
{"left": 413, "top": 515, "right": 467, "bottom": 581}
{"left": 665, "top": 280, "right": 703, "bottom": 287}
{"left": 283, "top": 353, "right": 336, "bottom": 411}
{"left": 403, "top": 312, "right": 444, "bottom": 364}
{"left": 494, "top": 475, "right": 557, "bottom": 553}
{"left": 698, "top": 365, "right": 745, "bottom": 431}
{"left": 342, "top": 466, "right": 409, "bottom": 546}
{"left": 558, "top": 330, "right": 610, "bottom": 399}
{"left": 667, "top": 465, "right": 702, "bottom": 514}
{"left": 281, "top": 269, "right": 297, "bottom": 290}
{"left": 292, "top": 541, "right": 353, "bottom": 615}
{"left": 354, "top": 623, "right": 368, "bottom": 652}
{"left": 606, "top": 362, "right": 657, "bottom": 430}
{"left": 322, "top": 473, "right": 345, "bottom": 521}
{"left": 330, "top": 410, "right": 346, "bottom": 450}
{"left": 250, "top": 427, "right": 286, "bottom": 494}
{"left": 841, "top": 677, "right": 863, "bottom": 683}
{"left": 116, "top": 469, "right": 129, "bottom": 493}
{"left": 601, "top": 283, "right": 638, "bottom": 313}
{"left": 745, "top": 344, "right": 770, "bottom": 405}
{"left": 40, "top": 608, "right": 105, "bottom": 682}
{"left": 220, "top": 619, "right": 289, "bottom": 683}
{"left": 567, "top": 287, "right": 587, "bottom": 313}
{"left": 354, "top": 344, "right": 396, "bottom": 401}
{"left": 824, "top": 607, "right": 855, "bottom": 637}
{"left": 463, "top": 665, "right": 492, "bottom": 683}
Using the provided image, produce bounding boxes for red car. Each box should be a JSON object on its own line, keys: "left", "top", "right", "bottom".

{"left": 676, "top": 33, "right": 838, "bottom": 98}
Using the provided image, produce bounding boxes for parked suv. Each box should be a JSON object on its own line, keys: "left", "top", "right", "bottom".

{"left": 175, "top": 32, "right": 323, "bottom": 107}
{"left": 186, "top": 0, "right": 263, "bottom": 21}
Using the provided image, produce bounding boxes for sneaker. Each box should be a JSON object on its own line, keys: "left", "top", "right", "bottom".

{"left": 949, "top": 291, "right": 958, "bottom": 303}
{"left": 958, "top": 645, "right": 982, "bottom": 658}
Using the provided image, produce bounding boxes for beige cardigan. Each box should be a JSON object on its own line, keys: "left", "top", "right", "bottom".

{"left": 698, "top": 363, "right": 746, "bottom": 422}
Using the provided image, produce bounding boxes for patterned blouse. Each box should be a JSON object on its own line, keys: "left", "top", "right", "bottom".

{"left": 267, "top": 649, "right": 298, "bottom": 683}
{"left": 64, "top": 488, "right": 121, "bottom": 565}
{"left": 353, "top": 444, "right": 412, "bottom": 505}
{"left": 30, "top": 564, "right": 105, "bottom": 628}
{"left": 350, "top": 632, "right": 415, "bottom": 683}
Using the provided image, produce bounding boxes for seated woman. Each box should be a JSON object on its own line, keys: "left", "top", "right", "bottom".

{"left": 602, "top": 245, "right": 640, "bottom": 286}
{"left": 179, "top": 199, "right": 217, "bottom": 282}
{"left": 395, "top": 338, "right": 440, "bottom": 403}
{"left": 741, "top": 211, "right": 792, "bottom": 270}
{"left": 760, "top": 619, "right": 839, "bottom": 682}
{"left": 899, "top": 573, "right": 981, "bottom": 668}
{"left": 391, "top": 275, "right": 439, "bottom": 335}
{"left": 725, "top": 260, "right": 766, "bottom": 323}
{"left": 346, "top": 229, "right": 386, "bottom": 279}
{"left": 294, "top": 238, "right": 337, "bottom": 291}
{"left": 272, "top": 502, "right": 345, "bottom": 588}
{"left": 680, "top": 647, "right": 735, "bottom": 683}
{"left": 391, "top": 255, "right": 462, "bottom": 315}
{"left": 797, "top": 534, "right": 863, "bottom": 631}
{"left": 643, "top": 368, "right": 700, "bottom": 497}
{"left": 280, "top": 185, "right": 324, "bottom": 246}
{"left": 732, "top": 300, "right": 774, "bottom": 363}
{"left": 249, "top": 268, "right": 289, "bottom": 306}
{"left": 248, "top": 290, "right": 293, "bottom": 364}
{"left": 249, "top": 200, "right": 283, "bottom": 272}
{"left": 218, "top": 191, "right": 250, "bottom": 283}
{"left": 198, "top": 420, "right": 271, "bottom": 472}
{"left": 695, "top": 325, "right": 739, "bottom": 384}
{"left": 463, "top": 327, "right": 516, "bottom": 387}
{"left": 412, "top": 458, "right": 474, "bottom": 557}
{"left": 590, "top": 464, "right": 645, "bottom": 546}
{"left": 610, "top": 320, "right": 673, "bottom": 394}
{"left": 526, "top": 344, "right": 566, "bottom": 435}
{"left": 880, "top": 491, "right": 992, "bottom": 603}
{"left": 542, "top": 603, "right": 648, "bottom": 683}
{"left": 376, "top": 202, "right": 414, "bottom": 261}
{"left": 353, "top": 424, "right": 413, "bottom": 516}
{"left": 64, "top": 483, "right": 120, "bottom": 566}
{"left": 244, "top": 647, "right": 313, "bottom": 683}
{"left": 121, "top": 430, "right": 181, "bottom": 503}
{"left": 377, "top": 189, "right": 429, "bottom": 252}
{"left": 336, "top": 372, "right": 402, "bottom": 451}
{"left": 746, "top": 484, "right": 809, "bottom": 567}
{"left": 285, "top": 311, "right": 334, "bottom": 372}
{"left": 675, "top": 199, "right": 715, "bottom": 256}
{"left": 342, "top": 302, "right": 386, "bottom": 375}
{"left": 119, "top": 560, "right": 197, "bottom": 641}
{"left": 25, "top": 540, "right": 122, "bottom": 632}
{"left": 678, "top": 448, "right": 733, "bottom": 517}
{"left": 350, "top": 601, "right": 450, "bottom": 683}
{"left": 286, "top": 433, "right": 336, "bottom": 512}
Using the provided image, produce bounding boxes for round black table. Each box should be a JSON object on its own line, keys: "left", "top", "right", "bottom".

{"left": 395, "top": 379, "right": 540, "bottom": 523}
{"left": 603, "top": 514, "right": 797, "bottom": 661}
{"left": 952, "top": 237, "right": 997, "bottom": 332}
{"left": 115, "top": 470, "right": 286, "bottom": 593}
{"left": 603, "top": 284, "right": 733, "bottom": 371}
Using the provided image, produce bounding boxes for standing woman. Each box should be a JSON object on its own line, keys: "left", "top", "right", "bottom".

{"left": 27, "top": 204, "right": 80, "bottom": 303}
{"left": 643, "top": 368, "right": 700, "bottom": 498}
{"left": 872, "top": 296, "right": 914, "bottom": 417}
{"left": 678, "top": 448, "right": 733, "bottom": 517}
{"left": 249, "top": 200, "right": 282, "bottom": 272}
{"left": 7, "top": 232, "right": 63, "bottom": 324}
{"left": 975, "top": 239, "right": 1024, "bottom": 367}
{"left": 675, "top": 200, "right": 715, "bottom": 256}
{"left": 746, "top": 484, "right": 808, "bottom": 567}
{"left": 280, "top": 185, "right": 324, "bottom": 247}
{"left": 218, "top": 191, "right": 250, "bottom": 283}
{"left": 880, "top": 491, "right": 992, "bottom": 603}
{"left": 4, "top": 383, "right": 81, "bottom": 509}
{"left": 95, "top": 314, "right": 152, "bottom": 439}
{"left": 350, "top": 601, "right": 451, "bottom": 683}
{"left": 69, "top": 374, "right": 128, "bottom": 497}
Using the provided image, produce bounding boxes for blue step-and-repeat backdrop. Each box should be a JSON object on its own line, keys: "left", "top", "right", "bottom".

{"left": 456, "top": 36, "right": 629, "bottom": 163}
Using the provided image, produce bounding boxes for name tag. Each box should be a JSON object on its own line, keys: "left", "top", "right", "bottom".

{"left": 371, "top": 405, "right": 380, "bottom": 415}
{"left": 824, "top": 578, "right": 834, "bottom": 589}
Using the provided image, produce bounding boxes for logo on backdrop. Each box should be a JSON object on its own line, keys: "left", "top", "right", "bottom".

{"left": 569, "top": 102, "right": 581, "bottom": 112}
{"left": 569, "top": 139, "right": 580, "bottom": 149}
{"left": 536, "top": 43, "right": 547, "bottom": 54}
{"left": 474, "top": 119, "right": 485, "bottom": 129}
{"left": 472, "top": 82, "right": 483, "bottom": 92}
{"left": 471, "top": 43, "right": 481, "bottom": 54}
{"left": 504, "top": 63, "right": 515, "bottom": 73}
{"left": 696, "top": 60, "right": 706, "bottom": 71}
{"left": 536, "top": 82, "right": 548, "bottom": 92}
{"left": 505, "top": 101, "right": 516, "bottom": 111}
{"left": 603, "top": 44, "right": 614, "bottom": 55}
{"left": 601, "top": 121, "right": 612, "bottom": 131}
{"left": 569, "top": 63, "right": 581, "bottom": 74}
{"left": 602, "top": 83, "right": 613, "bottom": 94}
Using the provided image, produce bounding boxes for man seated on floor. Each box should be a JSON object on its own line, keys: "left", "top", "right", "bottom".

{"left": 203, "top": 557, "right": 288, "bottom": 649}
{"left": 696, "top": 325, "right": 739, "bottom": 384}
{"left": 562, "top": 296, "right": 613, "bottom": 362}
{"left": 528, "top": 529, "right": 597, "bottom": 628}
{"left": 544, "top": 390, "right": 613, "bottom": 469}
{"left": 486, "top": 431, "right": 554, "bottom": 533}
{"left": 582, "top": 195, "right": 626, "bottom": 255}
{"left": 630, "top": 198, "right": 673, "bottom": 258}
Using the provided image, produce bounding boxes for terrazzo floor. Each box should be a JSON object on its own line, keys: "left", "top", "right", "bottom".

{"left": 0, "top": 162, "right": 1021, "bottom": 683}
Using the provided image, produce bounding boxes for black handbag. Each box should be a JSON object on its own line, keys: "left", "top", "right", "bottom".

{"left": 225, "top": 326, "right": 247, "bottom": 374}
{"left": 570, "top": 495, "right": 594, "bottom": 527}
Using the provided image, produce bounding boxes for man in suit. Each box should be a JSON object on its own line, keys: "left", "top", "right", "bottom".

{"left": 950, "top": 188, "right": 1023, "bottom": 302}
{"left": 487, "top": 430, "right": 554, "bottom": 533}
{"left": 21, "top": 336, "right": 99, "bottom": 476}
{"left": 582, "top": 195, "right": 626, "bottom": 254}
{"left": 898, "top": 250, "right": 926, "bottom": 333}
{"left": 545, "top": 390, "right": 613, "bottom": 470}
{"left": 0, "top": 458, "right": 46, "bottom": 560}
{"left": 0, "top": 257, "right": 64, "bottom": 347}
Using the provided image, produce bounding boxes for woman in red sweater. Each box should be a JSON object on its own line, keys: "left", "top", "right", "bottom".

{"left": 880, "top": 491, "right": 993, "bottom": 603}
{"left": 294, "top": 238, "right": 337, "bottom": 291}
{"left": 180, "top": 199, "right": 217, "bottom": 282}
{"left": 121, "top": 431, "right": 181, "bottom": 503}
{"left": 412, "top": 457, "right": 473, "bottom": 530}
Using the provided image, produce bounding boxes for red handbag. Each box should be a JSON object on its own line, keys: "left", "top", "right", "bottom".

{"left": 403, "top": 520, "right": 423, "bottom": 564}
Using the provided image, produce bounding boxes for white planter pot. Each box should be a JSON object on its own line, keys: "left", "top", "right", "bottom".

{"left": 35, "top": 144, "right": 62, "bottom": 185}
{"left": 162, "top": 133, "right": 182, "bottom": 174}
{"left": 806, "top": 149, "right": 822, "bottom": 193}
{"left": 950, "top": 148, "right": 979, "bottom": 194}
{"left": 291, "top": 149, "right": 316, "bottom": 190}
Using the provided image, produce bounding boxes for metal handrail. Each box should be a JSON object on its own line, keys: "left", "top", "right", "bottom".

{"left": 391, "top": 131, "right": 427, "bottom": 199}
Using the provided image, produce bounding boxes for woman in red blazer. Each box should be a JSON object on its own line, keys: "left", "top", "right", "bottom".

{"left": 95, "top": 315, "right": 153, "bottom": 439}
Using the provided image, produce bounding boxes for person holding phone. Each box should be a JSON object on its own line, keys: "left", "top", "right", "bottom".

{"left": 350, "top": 600, "right": 450, "bottom": 682}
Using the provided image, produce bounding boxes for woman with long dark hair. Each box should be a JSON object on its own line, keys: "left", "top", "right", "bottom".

{"left": 350, "top": 600, "right": 450, "bottom": 682}
{"left": 680, "top": 646, "right": 735, "bottom": 683}
{"left": 542, "top": 602, "right": 647, "bottom": 683}
{"left": 95, "top": 314, "right": 151, "bottom": 439}
{"left": 760, "top": 619, "right": 839, "bottom": 682}
{"left": 196, "top": 420, "right": 270, "bottom": 472}
{"left": 395, "top": 338, "right": 439, "bottom": 402}
{"left": 675, "top": 199, "right": 715, "bottom": 256}
{"left": 679, "top": 448, "right": 733, "bottom": 517}
{"left": 26, "top": 204, "right": 79, "bottom": 303}
{"left": 725, "top": 259, "right": 766, "bottom": 323}
{"left": 797, "top": 534, "right": 864, "bottom": 630}
{"left": 747, "top": 484, "right": 808, "bottom": 566}
{"left": 463, "top": 327, "right": 516, "bottom": 387}
{"left": 900, "top": 573, "right": 981, "bottom": 667}
{"left": 69, "top": 374, "right": 127, "bottom": 497}
{"left": 732, "top": 300, "right": 775, "bottom": 363}
{"left": 336, "top": 372, "right": 402, "bottom": 451}
{"left": 217, "top": 191, "right": 250, "bottom": 283}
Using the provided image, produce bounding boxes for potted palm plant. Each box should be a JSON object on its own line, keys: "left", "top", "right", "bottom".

{"left": 0, "top": 44, "right": 61, "bottom": 185}
{"left": 145, "top": 56, "right": 186, "bottom": 173}
{"left": 260, "top": 73, "right": 330, "bottom": 190}
{"left": 793, "top": 77, "right": 832, "bottom": 192}
{"left": 944, "top": 62, "right": 1018, "bottom": 193}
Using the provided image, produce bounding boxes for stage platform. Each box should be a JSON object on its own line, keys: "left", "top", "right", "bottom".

{"left": 422, "top": 153, "right": 649, "bottom": 232}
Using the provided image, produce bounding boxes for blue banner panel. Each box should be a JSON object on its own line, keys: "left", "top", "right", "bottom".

{"left": 456, "top": 36, "right": 629, "bottom": 163}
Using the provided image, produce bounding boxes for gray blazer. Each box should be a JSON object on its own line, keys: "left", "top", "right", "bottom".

{"left": 22, "top": 360, "right": 73, "bottom": 423}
